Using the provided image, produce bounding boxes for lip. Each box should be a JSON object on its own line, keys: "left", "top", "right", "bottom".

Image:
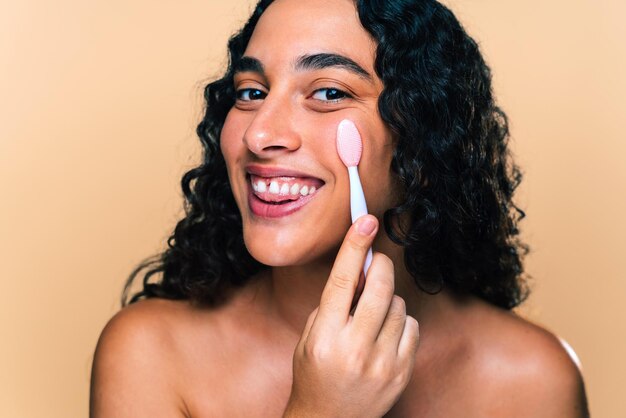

{"left": 247, "top": 182, "right": 320, "bottom": 219}
{"left": 246, "top": 164, "right": 325, "bottom": 182}
{"left": 244, "top": 163, "right": 326, "bottom": 219}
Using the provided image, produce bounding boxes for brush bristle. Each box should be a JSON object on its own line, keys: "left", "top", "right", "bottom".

{"left": 336, "top": 119, "right": 362, "bottom": 167}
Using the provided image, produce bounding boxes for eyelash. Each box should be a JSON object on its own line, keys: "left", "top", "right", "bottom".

{"left": 236, "top": 88, "right": 267, "bottom": 101}
{"left": 311, "top": 88, "right": 351, "bottom": 103}
{"left": 235, "top": 87, "right": 352, "bottom": 103}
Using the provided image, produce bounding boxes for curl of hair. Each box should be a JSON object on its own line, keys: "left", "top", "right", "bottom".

{"left": 124, "top": 0, "right": 529, "bottom": 309}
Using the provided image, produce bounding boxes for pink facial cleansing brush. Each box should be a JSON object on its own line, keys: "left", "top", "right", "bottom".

{"left": 336, "top": 119, "right": 373, "bottom": 277}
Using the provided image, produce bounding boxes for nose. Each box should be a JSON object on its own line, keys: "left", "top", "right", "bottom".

{"left": 242, "top": 93, "right": 302, "bottom": 157}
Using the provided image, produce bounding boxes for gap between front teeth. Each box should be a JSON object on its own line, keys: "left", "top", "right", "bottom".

{"left": 252, "top": 179, "right": 317, "bottom": 196}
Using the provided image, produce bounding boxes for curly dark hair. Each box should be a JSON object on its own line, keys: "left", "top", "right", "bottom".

{"left": 123, "top": 0, "right": 529, "bottom": 310}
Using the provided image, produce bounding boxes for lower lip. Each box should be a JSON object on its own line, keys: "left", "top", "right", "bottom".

{"left": 248, "top": 183, "right": 320, "bottom": 218}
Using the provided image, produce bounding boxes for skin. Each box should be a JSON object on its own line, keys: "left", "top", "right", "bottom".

{"left": 219, "top": 0, "right": 406, "bottom": 333}
{"left": 90, "top": 0, "right": 589, "bottom": 417}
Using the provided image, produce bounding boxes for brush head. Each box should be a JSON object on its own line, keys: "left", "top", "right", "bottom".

{"left": 336, "top": 119, "right": 363, "bottom": 168}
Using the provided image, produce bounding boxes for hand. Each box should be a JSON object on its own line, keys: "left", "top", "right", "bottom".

{"left": 284, "top": 215, "right": 420, "bottom": 418}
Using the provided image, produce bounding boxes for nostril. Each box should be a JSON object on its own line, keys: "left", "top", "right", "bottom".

{"left": 262, "top": 145, "right": 288, "bottom": 152}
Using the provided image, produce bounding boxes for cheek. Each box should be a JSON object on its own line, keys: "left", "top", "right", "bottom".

{"left": 299, "top": 113, "right": 343, "bottom": 164}
{"left": 219, "top": 111, "right": 254, "bottom": 220}
{"left": 220, "top": 111, "right": 241, "bottom": 163}
{"left": 357, "top": 121, "right": 397, "bottom": 216}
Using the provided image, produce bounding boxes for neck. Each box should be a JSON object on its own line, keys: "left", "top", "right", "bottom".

{"left": 254, "top": 229, "right": 443, "bottom": 339}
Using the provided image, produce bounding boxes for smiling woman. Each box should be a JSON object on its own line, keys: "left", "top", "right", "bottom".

{"left": 90, "top": 0, "right": 589, "bottom": 417}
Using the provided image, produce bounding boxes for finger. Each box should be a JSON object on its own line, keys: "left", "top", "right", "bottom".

{"left": 375, "top": 295, "right": 407, "bottom": 350}
{"left": 302, "top": 306, "right": 319, "bottom": 338}
{"left": 349, "top": 271, "right": 366, "bottom": 314}
{"left": 397, "top": 315, "right": 420, "bottom": 360}
{"left": 296, "top": 306, "right": 320, "bottom": 352}
{"left": 350, "top": 253, "right": 395, "bottom": 343}
{"left": 316, "top": 215, "right": 378, "bottom": 330}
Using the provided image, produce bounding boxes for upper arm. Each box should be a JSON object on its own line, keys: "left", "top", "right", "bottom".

{"left": 542, "top": 336, "right": 589, "bottom": 417}
{"left": 90, "top": 302, "right": 188, "bottom": 418}
{"left": 488, "top": 330, "right": 589, "bottom": 418}
{"left": 519, "top": 337, "right": 588, "bottom": 418}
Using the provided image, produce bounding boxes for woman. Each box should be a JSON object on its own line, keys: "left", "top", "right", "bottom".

{"left": 90, "top": 0, "right": 589, "bottom": 416}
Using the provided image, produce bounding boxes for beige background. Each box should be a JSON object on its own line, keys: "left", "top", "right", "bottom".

{"left": 1, "top": 0, "right": 624, "bottom": 416}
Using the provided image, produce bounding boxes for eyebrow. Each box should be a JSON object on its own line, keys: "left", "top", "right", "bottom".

{"left": 234, "top": 56, "right": 265, "bottom": 75}
{"left": 295, "top": 53, "right": 372, "bottom": 81}
{"left": 233, "top": 53, "right": 373, "bottom": 82}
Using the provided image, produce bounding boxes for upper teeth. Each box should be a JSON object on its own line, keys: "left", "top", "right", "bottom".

{"left": 252, "top": 179, "right": 317, "bottom": 196}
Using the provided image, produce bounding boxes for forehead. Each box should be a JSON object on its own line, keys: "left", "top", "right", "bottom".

{"left": 244, "top": 0, "right": 377, "bottom": 74}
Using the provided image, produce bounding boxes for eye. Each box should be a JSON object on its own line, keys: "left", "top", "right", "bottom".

{"left": 311, "top": 88, "right": 351, "bottom": 103}
{"left": 236, "top": 88, "right": 267, "bottom": 101}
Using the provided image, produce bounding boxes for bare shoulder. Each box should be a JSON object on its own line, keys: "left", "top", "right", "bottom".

{"left": 455, "top": 298, "right": 590, "bottom": 417}
{"left": 90, "top": 298, "right": 226, "bottom": 418}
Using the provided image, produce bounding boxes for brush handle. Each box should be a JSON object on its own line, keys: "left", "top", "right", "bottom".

{"left": 348, "top": 166, "right": 373, "bottom": 276}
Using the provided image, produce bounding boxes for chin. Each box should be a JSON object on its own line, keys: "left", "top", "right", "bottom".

{"left": 243, "top": 227, "right": 300, "bottom": 265}
{"left": 242, "top": 226, "right": 336, "bottom": 267}
{"left": 245, "top": 241, "right": 307, "bottom": 267}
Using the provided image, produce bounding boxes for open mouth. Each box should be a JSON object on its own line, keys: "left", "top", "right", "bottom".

{"left": 250, "top": 174, "right": 323, "bottom": 202}
{"left": 247, "top": 174, "right": 325, "bottom": 217}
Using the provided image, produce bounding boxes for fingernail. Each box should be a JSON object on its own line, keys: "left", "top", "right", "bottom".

{"left": 357, "top": 217, "right": 376, "bottom": 236}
